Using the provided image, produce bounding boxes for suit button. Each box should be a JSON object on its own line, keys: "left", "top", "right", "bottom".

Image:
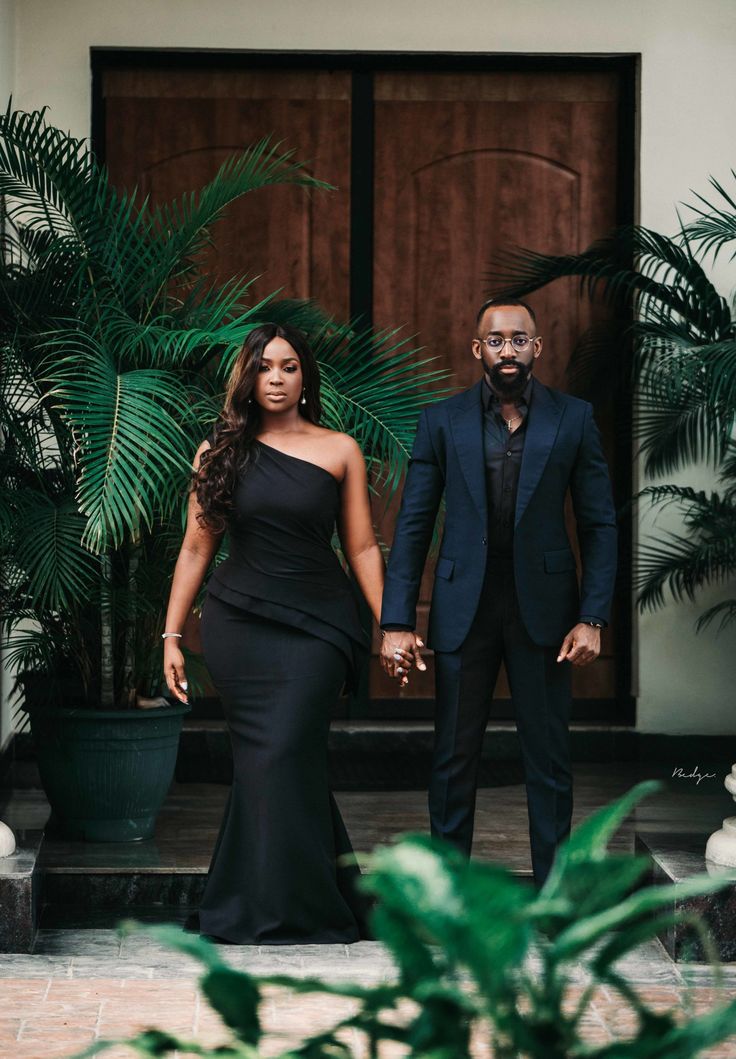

{"left": 506, "top": 450, "right": 512, "bottom": 457}
{"left": 482, "top": 537, "right": 487, "bottom": 545}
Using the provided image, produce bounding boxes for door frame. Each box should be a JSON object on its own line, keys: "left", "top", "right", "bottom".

{"left": 91, "top": 48, "right": 638, "bottom": 725}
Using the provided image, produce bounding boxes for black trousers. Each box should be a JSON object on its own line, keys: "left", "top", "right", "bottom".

{"left": 430, "top": 555, "right": 573, "bottom": 887}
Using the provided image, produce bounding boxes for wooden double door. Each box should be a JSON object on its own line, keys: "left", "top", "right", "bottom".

{"left": 99, "top": 55, "right": 633, "bottom": 718}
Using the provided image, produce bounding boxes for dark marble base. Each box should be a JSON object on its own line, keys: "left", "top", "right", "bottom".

{"left": 42, "top": 872, "right": 207, "bottom": 923}
{"left": 0, "top": 791, "right": 50, "bottom": 952}
{"left": 0, "top": 836, "right": 43, "bottom": 953}
{"left": 635, "top": 830, "right": 736, "bottom": 962}
{"left": 176, "top": 720, "right": 529, "bottom": 788}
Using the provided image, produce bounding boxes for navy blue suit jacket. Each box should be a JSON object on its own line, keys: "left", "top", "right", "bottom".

{"left": 380, "top": 377, "right": 618, "bottom": 651}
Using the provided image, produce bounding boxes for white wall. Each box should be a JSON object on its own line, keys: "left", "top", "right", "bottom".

{"left": 8, "top": 0, "right": 736, "bottom": 735}
{"left": 0, "top": 0, "right": 16, "bottom": 754}
{"left": 0, "top": 0, "right": 12, "bottom": 102}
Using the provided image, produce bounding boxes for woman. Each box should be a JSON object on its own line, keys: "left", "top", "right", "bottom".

{"left": 162, "top": 322, "right": 415, "bottom": 945}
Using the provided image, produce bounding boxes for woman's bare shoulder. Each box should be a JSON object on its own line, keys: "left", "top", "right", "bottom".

{"left": 316, "top": 429, "right": 363, "bottom": 459}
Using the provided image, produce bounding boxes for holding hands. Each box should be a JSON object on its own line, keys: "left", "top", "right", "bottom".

{"left": 381, "top": 630, "right": 426, "bottom": 687}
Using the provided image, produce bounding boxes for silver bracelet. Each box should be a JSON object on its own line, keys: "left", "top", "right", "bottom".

{"left": 161, "top": 632, "right": 183, "bottom": 640}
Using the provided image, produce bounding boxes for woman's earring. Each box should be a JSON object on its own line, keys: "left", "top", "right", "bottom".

{"left": 300, "top": 389, "right": 307, "bottom": 406}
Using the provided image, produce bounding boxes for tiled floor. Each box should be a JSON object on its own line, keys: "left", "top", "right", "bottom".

{"left": 3, "top": 931, "right": 736, "bottom": 1057}
{"left": 3, "top": 761, "right": 736, "bottom": 1056}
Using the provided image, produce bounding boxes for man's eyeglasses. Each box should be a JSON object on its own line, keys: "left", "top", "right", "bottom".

{"left": 481, "top": 334, "right": 536, "bottom": 353}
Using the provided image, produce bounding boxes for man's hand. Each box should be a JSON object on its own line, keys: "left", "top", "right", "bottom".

{"left": 380, "top": 631, "right": 426, "bottom": 687}
{"left": 557, "top": 624, "right": 601, "bottom": 667}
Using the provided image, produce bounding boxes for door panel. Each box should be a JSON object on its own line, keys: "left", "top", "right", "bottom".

{"left": 103, "top": 69, "right": 351, "bottom": 318}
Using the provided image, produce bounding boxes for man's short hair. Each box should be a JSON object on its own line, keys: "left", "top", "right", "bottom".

{"left": 476, "top": 297, "right": 537, "bottom": 331}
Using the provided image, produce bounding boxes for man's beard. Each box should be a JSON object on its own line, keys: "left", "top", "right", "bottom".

{"left": 486, "top": 359, "right": 532, "bottom": 398}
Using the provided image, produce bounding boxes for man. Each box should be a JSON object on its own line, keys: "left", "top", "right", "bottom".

{"left": 380, "top": 298, "right": 617, "bottom": 887}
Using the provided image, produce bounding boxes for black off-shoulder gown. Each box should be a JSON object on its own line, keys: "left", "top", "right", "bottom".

{"left": 198, "top": 439, "right": 371, "bottom": 944}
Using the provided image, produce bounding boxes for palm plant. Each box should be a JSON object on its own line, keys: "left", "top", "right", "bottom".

{"left": 0, "top": 103, "right": 449, "bottom": 719}
{"left": 486, "top": 176, "right": 736, "bottom": 632}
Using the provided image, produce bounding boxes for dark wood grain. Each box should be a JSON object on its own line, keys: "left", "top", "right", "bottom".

{"left": 104, "top": 69, "right": 352, "bottom": 320}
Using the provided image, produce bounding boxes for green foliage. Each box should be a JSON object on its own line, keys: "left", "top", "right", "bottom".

{"left": 0, "top": 102, "right": 451, "bottom": 715}
{"left": 487, "top": 174, "right": 736, "bottom": 631}
{"left": 71, "top": 784, "right": 736, "bottom": 1059}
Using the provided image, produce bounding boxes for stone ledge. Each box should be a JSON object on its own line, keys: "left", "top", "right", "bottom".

{"left": 0, "top": 793, "right": 49, "bottom": 952}
{"left": 635, "top": 830, "right": 736, "bottom": 962}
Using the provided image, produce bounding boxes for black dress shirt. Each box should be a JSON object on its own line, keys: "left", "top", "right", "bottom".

{"left": 481, "top": 374, "right": 531, "bottom": 557}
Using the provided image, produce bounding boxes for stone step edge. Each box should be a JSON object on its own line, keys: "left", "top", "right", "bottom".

{"left": 184, "top": 719, "right": 636, "bottom": 733}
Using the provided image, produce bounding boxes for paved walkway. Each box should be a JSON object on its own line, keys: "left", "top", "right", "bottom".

{"left": 3, "top": 927, "right": 736, "bottom": 1057}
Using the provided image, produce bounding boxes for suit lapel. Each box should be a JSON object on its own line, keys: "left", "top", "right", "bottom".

{"left": 515, "top": 377, "right": 564, "bottom": 527}
{"left": 449, "top": 380, "right": 487, "bottom": 525}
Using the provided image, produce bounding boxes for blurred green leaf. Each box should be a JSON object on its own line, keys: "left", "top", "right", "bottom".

{"left": 201, "top": 967, "right": 261, "bottom": 1045}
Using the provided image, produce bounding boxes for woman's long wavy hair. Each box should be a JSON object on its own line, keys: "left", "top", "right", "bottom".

{"left": 193, "top": 322, "right": 323, "bottom": 532}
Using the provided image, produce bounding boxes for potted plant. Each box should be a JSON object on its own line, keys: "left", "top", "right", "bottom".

{"left": 0, "top": 104, "right": 448, "bottom": 840}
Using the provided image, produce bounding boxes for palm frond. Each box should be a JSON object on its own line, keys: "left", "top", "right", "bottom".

{"left": 1, "top": 489, "right": 99, "bottom": 612}
{"left": 253, "top": 298, "right": 335, "bottom": 336}
{"left": 695, "top": 599, "right": 736, "bottom": 633}
{"left": 635, "top": 484, "right": 712, "bottom": 510}
{"left": 0, "top": 103, "right": 94, "bottom": 242}
{"left": 84, "top": 284, "right": 276, "bottom": 371}
{"left": 142, "top": 139, "right": 333, "bottom": 293}
{"left": 635, "top": 484, "right": 736, "bottom": 619}
{"left": 698, "top": 340, "right": 736, "bottom": 409}
{"left": 41, "top": 334, "right": 201, "bottom": 551}
{"left": 0, "top": 623, "right": 60, "bottom": 686}
{"left": 636, "top": 530, "right": 736, "bottom": 613}
{"left": 719, "top": 442, "right": 736, "bottom": 491}
{"left": 488, "top": 226, "right": 731, "bottom": 338}
{"left": 635, "top": 366, "right": 733, "bottom": 476}
{"left": 0, "top": 345, "right": 64, "bottom": 478}
{"left": 684, "top": 171, "right": 736, "bottom": 261}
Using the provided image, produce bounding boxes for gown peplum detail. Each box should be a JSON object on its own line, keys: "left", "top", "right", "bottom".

{"left": 205, "top": 439, "right": 369, "bottom": 693}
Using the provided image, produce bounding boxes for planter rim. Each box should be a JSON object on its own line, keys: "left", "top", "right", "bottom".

{"left": 27, "top": 703, "right": 191, "bottom": 721}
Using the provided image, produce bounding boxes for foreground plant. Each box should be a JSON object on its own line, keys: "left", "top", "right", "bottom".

{"left": 72, "top": 782, "right": 736, "bottom": 1058}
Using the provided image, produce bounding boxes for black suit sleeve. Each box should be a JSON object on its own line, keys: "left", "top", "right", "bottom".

{"left": 570, "top": 403, "right": 618, "bottom": 627}
{"left": 379, "top": 408, "right": 445, "bottom": 629}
